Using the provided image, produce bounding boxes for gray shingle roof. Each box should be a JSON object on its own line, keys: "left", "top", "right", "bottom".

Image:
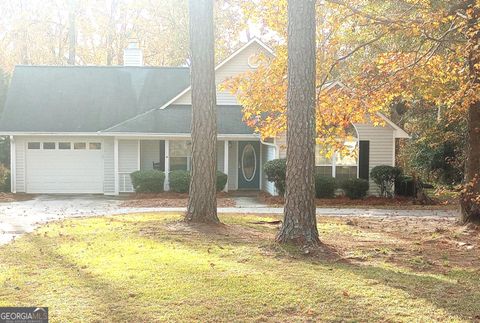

{"left": 105, "top": 104, "right": 254, "bottom": 135}
{"left": 0, "top": 65, "right": 190, "bottom": 132}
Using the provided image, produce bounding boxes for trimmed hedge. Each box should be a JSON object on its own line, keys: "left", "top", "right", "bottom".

{"left": 0, "top": 164, "right": 10, "bottom": 192}
{"left": 169, "top": 170, "right": 228, "bottom": 193}
{"left": 340, "top": 178, "right": 369, "bottom": 199}
{"left": 169, "top": 170, "right": 191, "bottom": 193}
{"left": 130, "top": 170, "right": 165, "bottom": 193}
{"left": 216, "top": 171, "right": 228, "bottom": 191}
{"left": 370, "top": 165, "right": 403, "bottom": 197}
{"left": 315, "top": 175, "right": 336, "bottom": 198}
{"left": 264, "top": 159, "right": 286, "bottom": 196}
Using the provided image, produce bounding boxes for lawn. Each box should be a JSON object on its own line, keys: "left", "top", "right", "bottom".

{"left": 0, "top": 213, "right": 479, "bottom": 322}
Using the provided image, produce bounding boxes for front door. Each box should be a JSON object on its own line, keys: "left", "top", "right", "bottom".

{"left": 238, "top": 141, "right": 260, "bottom": 189}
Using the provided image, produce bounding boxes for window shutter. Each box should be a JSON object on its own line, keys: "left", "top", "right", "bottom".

{"left": 359, "top": 141, "right": 370, "bottom": 180}
{"left": 159, "top": 140, "right": 166, "bottom": 171}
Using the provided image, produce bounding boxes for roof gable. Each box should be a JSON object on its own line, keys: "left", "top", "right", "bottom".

{"left": 171, "top": 38, "right": 274, "bottom": 106}
{"left": 103, "top": 38, "right": 275, "bottom": 132}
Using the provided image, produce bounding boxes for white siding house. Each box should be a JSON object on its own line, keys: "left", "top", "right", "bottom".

{"left": 1, "top": 38, "right": 408, "bottom": 196}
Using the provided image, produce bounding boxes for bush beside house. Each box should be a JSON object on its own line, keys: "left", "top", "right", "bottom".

{"left": 340, "top": 178, "right": 369, "bottom": 199}
{"left": 314, "top": 176, "right": 336, "bottom": 198}
{"left": 168, "top": 170, "right": 228, "bottom": 193}
{"left": 216, "top": 171, "right": 228, "bottom": 192}
{"left": 0, "top": 164, "right": 9, "bottom": 192}
{"left": 169, "top": 170, "right": 191, "bottom": 193}
{"left": 370, "top": 165, "right": 403, "bottom": 197}
{"left": 130, "top": 170, "right": 165, "bottom": 193}
{"left": 264, "top": 159, "right": 287, "bottom": 196}
{"left": 265, "top": 158, "right": 373, "bottom": 199}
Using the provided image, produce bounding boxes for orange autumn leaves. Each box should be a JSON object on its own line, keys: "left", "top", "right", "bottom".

{"left": 222, "top": 0, "right": 480, "bottom": 150}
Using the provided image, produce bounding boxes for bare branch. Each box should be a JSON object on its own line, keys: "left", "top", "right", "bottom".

{"left": 319, "top": 32, "right": 387, "bottom": 89}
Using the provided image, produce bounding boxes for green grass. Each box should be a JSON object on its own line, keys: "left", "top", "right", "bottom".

{"left": 0, "top": 213, "right": 478, "bottom": 322}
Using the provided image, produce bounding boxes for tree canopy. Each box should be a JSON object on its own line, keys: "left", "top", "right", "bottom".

{"left": 223, "top": 0, "right": 477, "bottom": 155}
{"left": 0, "top": 0, "right": 252, "bottom": 72}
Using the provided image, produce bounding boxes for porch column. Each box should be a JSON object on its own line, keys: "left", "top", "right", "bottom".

{"left": 114, "top": 137, "right": 119, "bottom": 195}
{"left": 164, "top": 140, "right": 170, "bottom": 191}
{"left": 9, "top": 136, "right": 15, "bottom": 193}
{"left": 223, "top": 140, "right": 229, "bottom": 192}
{"left": 137, "top": 140, "right": 141, "bottom": 170}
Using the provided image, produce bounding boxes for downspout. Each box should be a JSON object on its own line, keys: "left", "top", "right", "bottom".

{"left": 9, "top": 136, "right": 15, "bottom": 193}
{"left": 260, "top": 138, "right": 276, "bottom": 148}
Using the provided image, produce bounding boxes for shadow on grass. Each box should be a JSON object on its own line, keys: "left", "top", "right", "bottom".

{"left": 15, "top": 235, "right": 162, "bottom": 322}
{"left": 3, "top": 214, "right": 478, "bottom": 321}
{"left": 133, "top": 217, "right": 480, "bottom": 321}
{"left": 350, "top": 264, "right": 480, "bottom": 321}
{"left": 268, "top": 239, "right": 480, "bottom": 321}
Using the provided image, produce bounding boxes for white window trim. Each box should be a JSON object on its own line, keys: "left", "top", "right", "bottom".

{"left": 315, "top": 142, "right": 359, "bottom": 179}
{"left": 169, "top": 140, "right": 192, "bottom": 172}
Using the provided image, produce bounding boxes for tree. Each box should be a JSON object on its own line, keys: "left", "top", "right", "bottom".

{"left": 185, "top": 0, "right": 219, "bottom": 224}
{"left": 0, "top": 69, "right": 7, "bottom": 115}
{"left": 224, "top": 0, "right": 480, "bottom": 224}
{"left": 397, "top": 103, "right": 466, "bottom": 186}
{"left": 0, "top": 0, "right": 257, "bottom": 72}
{"left": 460, "top": 0, "right": 480, "bottom": 223}
{"left": 222, "top": 0, "right": 389, "bottom": 155}
{"left": 276, "top": 0, "right": 319, "bottom": 247}
{"left": 67, "top": 0, "right": 77, "bottom": 65}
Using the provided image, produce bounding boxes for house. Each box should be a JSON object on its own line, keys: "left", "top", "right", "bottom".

{"left": 0, "top": 39, "right": 409, "bottom": 196}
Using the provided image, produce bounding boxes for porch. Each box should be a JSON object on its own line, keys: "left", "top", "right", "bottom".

{"left": 116, "top": 138, "right": 277, "bottom": 195}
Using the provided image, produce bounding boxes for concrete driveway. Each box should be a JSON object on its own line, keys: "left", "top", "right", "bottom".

{"left": 0, "top": 194, "right": 458, "bottom": 245}
{"left": 0, "top": 195, "right": 124, "bottom": 244}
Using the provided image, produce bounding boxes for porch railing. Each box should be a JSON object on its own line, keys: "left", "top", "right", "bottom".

{"left": 118, "top": 172, "right": 134, "bottom": 193}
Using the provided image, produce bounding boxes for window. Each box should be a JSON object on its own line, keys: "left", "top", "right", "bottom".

{"left": 58, "top": 142, "right": 71, "bottom": 150}
{"left": 89, "top": 142, "right": 101, "bottom": 150}
{"left": 315, "top": 145, "right": 333, "bottom": 166}
{"left": 336, "top": 166, "right": 357, "bottom": 180}
{"left": 316, "top": 166, "right": 333, "bottom": 177}
{"left": 74, "top": 142, "right": 86, "bottom": 150}
{"left": 170, "top": 141, "right": 192, "bottom": 171}
{"left": 315, "top": 141, "right": 358, "bottom": 179}
{"left": 335, "top": 141, "right": 358, "bottom": 180}
{"left": 43, "top": 142, "right": 56, "bottom": 149}
{"left": 28, "top": 142, "right": 40, "bottom": 149}
{"left": 241, "top": 144, "right": 256, "bottom": 181}
{"left": 315, "top": 144, "right": 333, "bottom": 177}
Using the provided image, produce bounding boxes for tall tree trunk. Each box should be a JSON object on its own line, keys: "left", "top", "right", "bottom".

{"left": 106, "top": 0, "right": 118, "bottom": 65}
{"left": 276, "top": 0, "right": 319, "bottom": 246}
{"left": 67, "top": 0, "right": 76, "bottom": 65}
{"left": 460, "top": 0, "right": 480, "bottom": 224}
{"left": 185, "top": 0, "right": 219, "bottom": 224}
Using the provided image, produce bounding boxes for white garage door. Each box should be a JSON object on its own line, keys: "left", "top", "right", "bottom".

{"left": 26, "top": 141, "right": 104, "bottom": 194}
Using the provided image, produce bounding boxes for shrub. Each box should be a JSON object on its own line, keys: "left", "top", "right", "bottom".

{"left": 0, "top": 164, "right": 10, "bottom": 192}
{"left": 169, "top": 170, "right": 228, "bottom": 193}
{"left": 264, "top": 159, "right": 286, "bottom": 196}
{"left": 216, "top": 171, "right": 228, "bottom": 192}
{"left": 395, "top": 175, "right": 415, "bottom": 197}
{"left": 130, "top": 170, "right": 165, "bottom": 193}
{"left": 395, "top": 175, "right": 434, "bottom": 197}
{"left": 370, "top": 165, "right": 403, "bottom": 197}
{"left": 340, "top": 178, "right": 369, "bottom": 199}
{"left": 169, "top": 170, "right": 191, "bottom": 193}
{"left": 315, "top": 175, "right": 336, "bottom": 198}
